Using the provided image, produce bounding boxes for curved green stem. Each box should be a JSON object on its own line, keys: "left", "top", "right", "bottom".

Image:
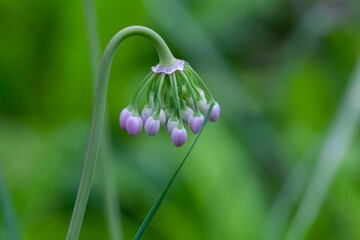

{"left": 66, "top": 25, "right": 177, "bottom": 240}
{"left": 83, "top": 0, "right": 123, "bottom": 239}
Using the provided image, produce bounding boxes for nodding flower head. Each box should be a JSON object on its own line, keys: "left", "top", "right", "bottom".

{"left": 119, "top": 59, "right": 220, "bottom": 146}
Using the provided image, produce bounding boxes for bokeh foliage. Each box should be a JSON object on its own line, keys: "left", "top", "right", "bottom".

{"left": 1, "top": 0, "right": 360, "bottom": 239}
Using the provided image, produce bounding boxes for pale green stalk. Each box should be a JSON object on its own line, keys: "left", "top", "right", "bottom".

{"left": 83, "top": 0, "right": 100, "bottom": 82}
{"left": 82, "top": 0, "right": 123, "bottom": 239}
{"left": 0, "top": 160, "right": 19, "bottom": 240}
{"left": 170, "top": 74, "right": 183, "bottom": 124}
{"left": 262, "top": 145, "right": 321, "bottom": 240}
{"left": 261, "top": 6, "right": 353, "bottom": 237}
{"left": 179, "top": 71, "right": 200, "bottom": 113}
{"left": 66, "top": 26, "right": 176, "bottom": 240}
{"left": 285, "top": 54, "right": 360, "bottom": 240}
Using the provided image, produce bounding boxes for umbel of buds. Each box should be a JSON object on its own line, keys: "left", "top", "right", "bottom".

{"left": 120, "top": 60, "right": 220, "bottom": 147}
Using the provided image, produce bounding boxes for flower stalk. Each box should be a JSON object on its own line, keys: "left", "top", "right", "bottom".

{"left": 66, "top": 26, "right": 178, "bottom": 240}
{"left": 66, "top": 25, "right": 220, "bottom": 239}
{"left": 133, "top": 103, "right": 214, "bottom": 240}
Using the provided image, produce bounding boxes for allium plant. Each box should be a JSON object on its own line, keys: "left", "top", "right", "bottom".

{"left": 119, "top": 60, "right": 220, "bottom": 147}
{"left": 66, "top": 26, "right": 219, "bottom": 240}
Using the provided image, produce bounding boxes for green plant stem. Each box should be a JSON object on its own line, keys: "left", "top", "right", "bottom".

{"left": 185, "top": 64, "right": 215, "bottom": 102}
{"left": 82, "top": 0, "right": 123, "bottom": 239}
{"left": 285, "top": 53, "right": 360, "bottom": 240}
{"left": 133, "top": 103, "right": 214, "bottom": 240}
{"left": 180, "top": 71, "right": 200, "bottom": 113}
{"left": 131, "top": 73, "right": 157, "bottom": 110}
{"left": 154, "top": 74, "right": 165, "bottom": 115}
{"left": 83, "top": 0, "right": 100, "bottom": 82}
{"left": 170, "top": 74, "right": 183, "bottom": 124}
{"left": 99, "top": 137, "right": 122, "bottom": 240}
{"left": 66, "top": 26, "right": 178, "bottom": 240}
{"left": 0, "top": 160, "right": 20, "bottom": 240}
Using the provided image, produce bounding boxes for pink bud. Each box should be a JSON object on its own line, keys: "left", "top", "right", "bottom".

{"left": 188, "top": 114, "right": 204, "bottom": 134}
{"left": 126, "top": 115, "right": 143, "bottom": 136}
{"left": 119, "top": 108, "right": 131, "bottom": 130}
{"left": 171, "top": 127, "right": 187, "bottom": 147}
{"left": 198, "top": 98, "right": 208, "bottom": 114}
{"left": 145, "top": 116, "right": 160, "bottom": 136}
{"left": 159, "top": 109, "right": 167, "bottom": 125}
{"left": 167, "top": 118, "right": 179, "bottom": 134}
{"left": 141, "top": 106, "right": 153, "bottom": 123}
{"left": 181, "top": 107, "right": 194, "bottom": 123}
{"left": 209, "top": 102, "right": 220, "bottom": 122}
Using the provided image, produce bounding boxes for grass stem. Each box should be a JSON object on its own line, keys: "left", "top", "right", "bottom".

{"left": 133, "top": 103, "right": 214, "bottom": 240}
{"left": 285, "top": 53, "right": 360, "bottom": 240}
{"left": 0, "top": 159, "right": 20, "bottom": 240}
{"left": 82, "top": 0, "right": 123, "bottom": 239}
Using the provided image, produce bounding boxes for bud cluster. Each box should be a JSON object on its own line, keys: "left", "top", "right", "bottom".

{"left": 119, "top": 60, "right": 220, "bottom": 147}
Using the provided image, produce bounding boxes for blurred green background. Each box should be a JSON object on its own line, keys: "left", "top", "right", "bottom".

{"left": 1, "top": 0, "right": 360, "bottom": 239}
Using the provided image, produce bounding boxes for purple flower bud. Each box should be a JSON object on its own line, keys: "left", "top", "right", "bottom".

{"left": 188, "top": 114, "right": 204, "bottom": 134}
{"left": 145, "top": 116, "right": 160, "bottom": 136}
{"left": 171, "top": 127, "right": 187, "bottom": 147}
{"left": 126, "top": 115, "right": 143, "bottom": 136}
{"left": 181, "top": 107, "right": 194, "bottom": 123}
{"left": 209, "top": 102, "right": 220, "bottom": 122}
{"left": 119, "top": 108, "right": 131, "bottom": 130}
{"left": 198, "top": 98, "right": 208, "bottom": 114}
{"left": 167, "top": 118, "right": 179, "bottom": 133}
{"left": 141, "top": 106, "right": 153, "bottom": 123}
{"left": 159, "top": 109, "right": 166, "bottom": 125}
